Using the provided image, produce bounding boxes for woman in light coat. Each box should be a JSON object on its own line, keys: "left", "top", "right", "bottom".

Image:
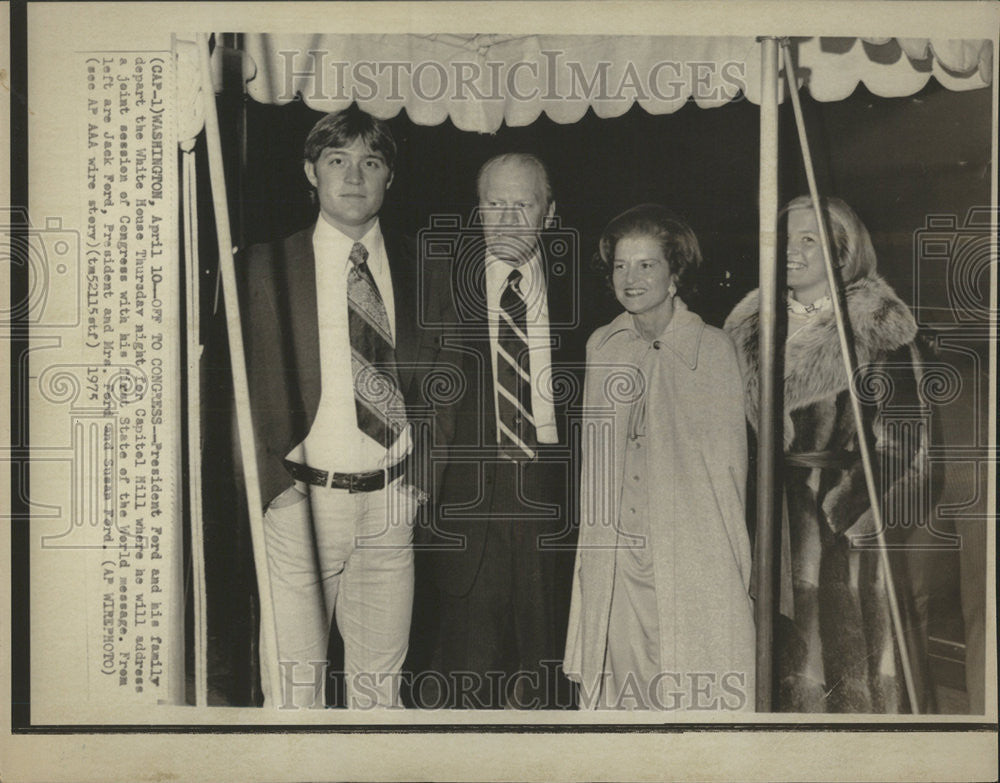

{"left": 564, "top": 204, "right": 755, "bottom": 711}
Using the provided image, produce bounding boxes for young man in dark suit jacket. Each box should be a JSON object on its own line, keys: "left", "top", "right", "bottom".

{"left": 428, "top": 153, "right": 585, "bottom": 709}
{"left": 239, "top": 105, "right": 459, "bottom": 709}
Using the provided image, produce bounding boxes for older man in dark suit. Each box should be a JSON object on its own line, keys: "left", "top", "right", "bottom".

{"left": 428, "top": 153, "right": 585, "bottom": 709}
{"left": 239, "top": 105, "right": 459, "bottom": 709}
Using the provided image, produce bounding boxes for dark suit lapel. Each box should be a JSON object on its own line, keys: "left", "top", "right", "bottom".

{"left": 541, "top": 261, "right": 565, "bottom": 444}
{"left": 473, "top": 265, "right": 497, "bottom": 445}
{"left": 544, "top": 257, "right": 574, "bottom": 357}
{"left": 384, "top": 231, "right": 419, "bottom": 394}
{"left": 542, "top": 254, "right": 586, "bottom": 443}
{"left": 282, "top": 227, "right": 321, "bottom": 422}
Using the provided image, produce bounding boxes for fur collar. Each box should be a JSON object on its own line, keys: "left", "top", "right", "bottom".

{"left": 724, "top": 275, "right": 917, "bottom": 445}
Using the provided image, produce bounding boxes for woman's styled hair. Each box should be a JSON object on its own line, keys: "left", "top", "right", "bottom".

{"left": 596, "top": 203, "right": 702, "bottom": 302}
{"left": 780, "top": 195, "right": 878, "bottom": 284}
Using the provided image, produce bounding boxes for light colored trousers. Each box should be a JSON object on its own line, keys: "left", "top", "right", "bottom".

{"left": 258, "top": 479, "right": 416, "bottom": 709}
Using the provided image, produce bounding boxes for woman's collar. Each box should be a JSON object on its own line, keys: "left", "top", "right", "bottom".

{"left": 787, "top": 292, "right": 832, "bottom": 315}
{"left": 595, "top": 300, "right": 704, "bottom": 369}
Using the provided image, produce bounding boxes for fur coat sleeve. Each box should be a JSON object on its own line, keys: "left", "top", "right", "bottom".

{"left": 724, "top": 274, "right": 932, "bottom": 713}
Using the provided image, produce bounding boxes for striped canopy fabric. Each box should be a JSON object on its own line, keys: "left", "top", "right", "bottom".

{"left": 223, "top": 34, "right": 992, "bottom": 132}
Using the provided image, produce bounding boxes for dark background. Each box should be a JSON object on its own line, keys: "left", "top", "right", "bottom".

{"left": 195, "top": 78, "right": 992, "bottom": 707}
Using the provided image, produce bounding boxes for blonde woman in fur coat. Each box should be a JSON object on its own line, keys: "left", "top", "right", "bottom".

{"left": 724, "top": 196, "right": 931, "bottom": 713}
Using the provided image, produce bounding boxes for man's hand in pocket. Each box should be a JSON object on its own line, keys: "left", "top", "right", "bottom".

{"left": 269, "top": 484, "right": 308, "bottom": 509}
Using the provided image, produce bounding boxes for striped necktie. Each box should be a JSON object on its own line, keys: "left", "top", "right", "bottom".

{"left": 496, "top": 268, "right": 536, "bottom": 460}
{"left": 347, "top": 241, "right": 406, "bottom": 447}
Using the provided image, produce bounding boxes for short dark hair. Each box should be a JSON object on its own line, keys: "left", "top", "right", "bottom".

{"left": 303, "top": 104, "right": 397, "bottom": 171}
{"left": 597, "top": 204, "right": 701, "bottom": 302}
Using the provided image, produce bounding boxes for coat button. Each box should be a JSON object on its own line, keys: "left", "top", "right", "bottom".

{"left": 653, "top": 340, "right": 661, "bottom": 350}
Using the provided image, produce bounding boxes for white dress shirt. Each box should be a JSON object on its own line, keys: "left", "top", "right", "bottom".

{"left": 286, "top": 217, "right": 411, "bottom": 472}
{"left": 485, "top": 250, "right": 558, "bottom": 445}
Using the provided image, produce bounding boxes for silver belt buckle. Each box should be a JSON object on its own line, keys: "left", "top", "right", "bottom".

{"left": 347, "top": 471, "right": 371, "bottom": 493}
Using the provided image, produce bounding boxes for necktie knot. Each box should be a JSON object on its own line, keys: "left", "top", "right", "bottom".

{"left": 349, "top": 241, "right": 369, "bottom": 268}
{"left": 506, "top": 268, "right": 523, "bottom": 297}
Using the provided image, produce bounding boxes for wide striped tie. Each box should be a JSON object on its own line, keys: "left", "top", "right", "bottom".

{"left": 347, "top": 241, "right": 406, "bottom": 447}
{"left": 496, "top": 268, "right": 536, "bottom": 460}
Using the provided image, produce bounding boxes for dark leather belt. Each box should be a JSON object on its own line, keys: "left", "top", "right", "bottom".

{"left": 283, "top": 457, "right": 407, "bottom": 492}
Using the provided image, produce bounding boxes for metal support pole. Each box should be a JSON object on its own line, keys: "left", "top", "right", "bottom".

{"left": 779, "top": 39, "right": 920, "bottom": 713}
{"left": 196, "top": 33, "right": 283, "bottom": 705}
{"left": 182, "top": 147, "right": 208, "bottom": 707}
{"left": 755, "top": 35, "right": 781, "bottom": 713}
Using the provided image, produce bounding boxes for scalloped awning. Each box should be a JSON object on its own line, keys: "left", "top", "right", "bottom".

{"left": 230, "top": 34, "right": 992, "bottom": 132}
